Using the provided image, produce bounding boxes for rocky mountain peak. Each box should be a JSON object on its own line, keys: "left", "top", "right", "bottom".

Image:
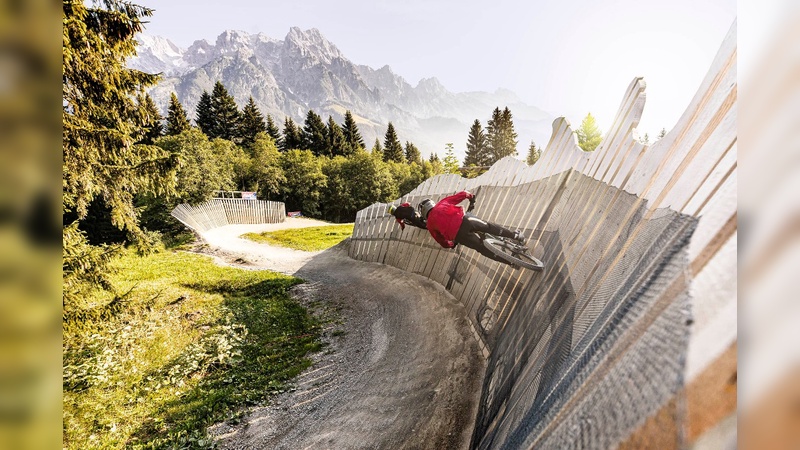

{"left": 132, "top": 34, "right": 187, "bottom": 75}
{"left": 416, "top": 77, "right": 445, "bottom": 93}
{"left": 129, "top": 27, "right": 553, "bottom": 161}
{"left": 136, "top": 34, "right": 183, "bottom": 57}
{"left": 214, "top": 30, "right": 256, "bottom": 58}
{"left": 216, "top": 30, "right": 251, "bottom": 47}
{"left": 284, "top": 27, "right": 343, "bottom": 63}
{"left": 183, "top": 39, "right": 215, "bottom": 67}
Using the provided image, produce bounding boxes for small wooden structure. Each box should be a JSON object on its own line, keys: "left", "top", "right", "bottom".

{"left": 171, "top": 198, "right": 286, "bottom": 234}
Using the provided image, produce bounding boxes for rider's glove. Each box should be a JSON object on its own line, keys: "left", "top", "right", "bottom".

{"left": 464, "top": 191, "right": 474, "bottom": 199}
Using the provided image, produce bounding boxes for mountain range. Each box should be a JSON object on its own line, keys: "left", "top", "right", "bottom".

{"left": 129, "top": 27, "right": 554, "bottom": 161}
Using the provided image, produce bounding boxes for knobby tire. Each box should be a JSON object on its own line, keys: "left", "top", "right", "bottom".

{"left": 483, "top": 237, "right": 544, "bottom": 271}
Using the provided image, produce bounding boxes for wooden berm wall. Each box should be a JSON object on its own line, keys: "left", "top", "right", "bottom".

{"left": 349, "top": 22, "right": 736, "bottom": 450}
{"left": 171, "top": 198, "right": 286, "bottom": 234}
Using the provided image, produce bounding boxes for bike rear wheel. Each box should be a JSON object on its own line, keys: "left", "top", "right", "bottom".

{"left": 483, "top": 237, "right": 544, "bottom": 271}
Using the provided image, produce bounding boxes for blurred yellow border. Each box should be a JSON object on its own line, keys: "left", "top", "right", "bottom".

{"left": 0, "top": 0, "right": 63, "bottom": 448}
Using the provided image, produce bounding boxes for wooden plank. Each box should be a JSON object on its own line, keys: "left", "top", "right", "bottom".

{"left": 626, "top": 38, "right": 736, "bottom": 200}
{"left": 620, "top": 343, "right": 736, "bottom": 447}
{"left": 458, "top": 181, "right": 502, "bottom": 312}
{"left": 488, "top": 180, "right": 542, "bottom": 323}
{"left": 376, "top": 204, "right": 394, "bottom": 263}
{"left": 686, "top": 233, "right": 737, "bottom": 382}
{"left": 687, "top": 171, "right": 736, "bottom": 265}
{"left": 587, "top": 77, "right": 646, "bottom": 181}
{"left": 353, "top": 209, "right": 365, "bottom": 259}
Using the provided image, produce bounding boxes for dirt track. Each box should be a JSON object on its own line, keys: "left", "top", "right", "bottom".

{"left": 197, "top": 221, "right": 486, "bottom": 449}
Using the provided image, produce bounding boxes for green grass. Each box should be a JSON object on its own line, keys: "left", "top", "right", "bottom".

{"left": 63, "top": 249, "right": 322, "bottom": 449}
{"left": 242, "top": 223, "right": 354, "bottom": 252}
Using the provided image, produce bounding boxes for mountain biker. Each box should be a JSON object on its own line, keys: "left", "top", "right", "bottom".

{"left": 387, "top": 202, "right": 428, "bottom": 230}
{"left": 418, "top": 191, "right": 525, "bottom": 266}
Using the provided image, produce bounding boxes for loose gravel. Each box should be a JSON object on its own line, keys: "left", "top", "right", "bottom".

{"left": 194, "top": 220, "right": 486, "bottom": 449}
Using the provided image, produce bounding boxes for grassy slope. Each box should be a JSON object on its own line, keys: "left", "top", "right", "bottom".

{"left": 242, "top": 223, "right": 354, "bottom": 252}
{"left": 63, "top": 249, "right": 322, "bottom": 449}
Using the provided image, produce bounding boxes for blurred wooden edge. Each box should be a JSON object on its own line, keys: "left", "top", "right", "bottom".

{"left": 618, "top": 342, "right": 737, "bottom": 449}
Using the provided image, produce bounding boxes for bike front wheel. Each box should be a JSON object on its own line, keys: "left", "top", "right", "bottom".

{"left": 483, "top": 237, "right": 544, "bottom": 271}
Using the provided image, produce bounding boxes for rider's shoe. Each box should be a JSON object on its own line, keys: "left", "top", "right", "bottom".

{"left": 513, "top": 230, "right": 526, "bottom": 244}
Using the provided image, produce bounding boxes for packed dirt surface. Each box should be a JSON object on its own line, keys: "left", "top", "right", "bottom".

{"left": 195, "top": 220, "right": 487, "bottom": 449}
{"left": 198, "top": 217, "right": 334, "bottom": 274}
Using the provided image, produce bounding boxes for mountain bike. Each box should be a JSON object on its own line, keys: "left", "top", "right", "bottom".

{"left": 466, "top": 193, "right": 544, "bottom": 271}
{"left": 480, "top": 233, "right": 544, "bottom": 271}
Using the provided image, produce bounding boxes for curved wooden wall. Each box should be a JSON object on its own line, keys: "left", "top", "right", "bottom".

{"left": 171, "top": 198, "right": 286, "bottom": 234}
{"left": 349, "top": 21, "right": 737, "bottom": 450}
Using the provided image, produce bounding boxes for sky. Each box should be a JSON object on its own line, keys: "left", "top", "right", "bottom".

{"left": 135, "top": 0, "right": 736, "bottom": 144}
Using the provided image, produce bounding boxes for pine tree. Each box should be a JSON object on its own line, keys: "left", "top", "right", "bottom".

{"left": 209, "top": 81, "right": 241, "bottom": 141}
{"left": 442, "top": 143, "right": 461, "bottom": 174}
{"left": 526, "top": 141, "right": 541, "bottom": 165}
{"left": 265, "top": 114, "right": 282, "bottom": 149}
{"left": 486, "top": 107, "right": 518, "bottom": 163}
{"left": 302, "top": 109, "right": 329, "bottom": 156}
{"left": 382, "top": 122, "right": 403, "bottom": 162}
{"left": 498, "top": 107, "right": 519, "bottom": 160}
{"left": 485, "top": 107, "right": 502, "bottom": 164}
{"left": 371, "top": 138, "right": 383, "bottom": 159}
{"left": 576, "top": 112, "right": 602, "bottom": 151}
{"left": 404, "top": 141, "right": 421, "bottom": 164}
{"left": 342, "top": 110, "right": 365, "bottom": 152}
{"left": 500, "top": 107, "right": 519, "bottom": 156}
{"left": 429, "top": 152, "right": 440, "bottom": 163}
{"left": 63, "top": 0, "right": 177, "bottom": 302}
{"left": 282, "top": 116, "right": 304, "bottom": 151}
{"left": 138, "top": 93, "right": 163, "bottom": 144}
{"left": 166, "top": 92, "right": 191, "bottom": 135}
{"left": 464, "top": 119, "right": 489, "bottom": 167}
{"left": 327, "top": 115, "right": 346, "bottom": 157}
{"left": 657, "top": 127, "right": 667, "bottom": 140}
{"left": 195, "top": 90, "right": 214, "bottom": 136}
{"left": 239, "top": 96, "right": 267, "bottom": 148}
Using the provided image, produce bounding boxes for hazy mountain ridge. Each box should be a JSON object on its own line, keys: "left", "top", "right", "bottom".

{"left": 130, "top": 27, "right": 553, "bottom": 159}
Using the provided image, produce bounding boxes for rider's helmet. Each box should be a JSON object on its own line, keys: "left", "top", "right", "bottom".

{"left": 417, "top": 198, "right": 435, "bottom": 219}
{"left": 387, "top": 204, "right": 397, "bottom": 216}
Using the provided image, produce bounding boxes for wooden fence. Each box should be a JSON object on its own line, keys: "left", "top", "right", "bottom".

{"left": 349, "top": 22, "right": 736, "bottom": 450}
{"left": 171, "top": 198, "right": 285, "bottom": 234}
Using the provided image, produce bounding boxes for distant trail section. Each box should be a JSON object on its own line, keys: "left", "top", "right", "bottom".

{"left": 195, "top": 221, "right": 486, "bottom": 449}
{"left": 197, "top": 217, "right": 333, "bottom": 274}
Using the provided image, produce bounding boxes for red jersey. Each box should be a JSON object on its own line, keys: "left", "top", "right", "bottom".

{"left": 426, "top": 191, "right": 473, "bottom": 248}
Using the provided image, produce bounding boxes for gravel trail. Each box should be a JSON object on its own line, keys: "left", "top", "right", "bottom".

{"left": 194, "top": 221, "right": 486, "bottom": 449}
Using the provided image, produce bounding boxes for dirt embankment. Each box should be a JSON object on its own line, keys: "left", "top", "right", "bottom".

{"left": 194, "top": 221, "right": 486, "bottom": 449}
